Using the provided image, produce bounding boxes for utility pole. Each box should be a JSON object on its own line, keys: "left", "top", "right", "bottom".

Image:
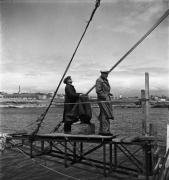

{"left": 18, "top": 85, "right": 21, "bottom": 94}
{"left": 141, "top": 72, "right": 149, "bottom": 135}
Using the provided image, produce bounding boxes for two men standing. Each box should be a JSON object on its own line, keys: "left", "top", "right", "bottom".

{"left": 62, "top": 71, "right": 114, "bottom": 136}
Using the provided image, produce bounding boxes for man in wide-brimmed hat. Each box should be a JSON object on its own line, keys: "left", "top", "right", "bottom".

{"left": 95, "top": 70, "right": 114, "bottom": 136}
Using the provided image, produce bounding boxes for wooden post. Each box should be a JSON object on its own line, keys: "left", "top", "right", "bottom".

{"left": 109, "top": 143, "right": 113, "bottom": 174}
{"left": 64, "top": 139, "right": 68, "bottom": 168}
{"left": 73, "top": 142, "right": 76, "bottom": 162}
{"left": 41, "top": 140, "right": 44, "bottom": 152}
{"left": 114, "top": 143, "right": 117, "bottom": 168}
{"left": 141, "top": 73, "right": 152, "bottom": 178}
{"left": 103, "top": 143, "right": 106, "bottom": 176}
{"left": 145, "top": 72, "right": 149, "bottom": 135}
{"left": 30, "top": 140, "right": 33, "bottom": 158}
{"left": 149, "top": 123, "right": 157, "bottom": 142}
{"left": 149, "top": 123, "right": 157, "bottom": 137}
{"left": 49, "top": 141, "right": 53, "bottom": 152}
{"left": 141, "top": 89, "right": 146, "bottom": 135}
{"left": 80, "top": 142, "right": 83, "bottom": 156}
{"left": 149, "top": 123, "right": 153, "bottom": 136}
{"left": 144, "top": 142, "right": 153, "bottom": 179}
{"left": 21, "top": 139, "right": 25, "bottom": 146}
{"left": 141, "top": 72, "right": 150, "bottom": 135}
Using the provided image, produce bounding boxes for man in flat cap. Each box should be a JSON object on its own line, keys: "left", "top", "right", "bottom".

{"left": 63, "top": 76, "right": 80, "bottom": 133}
{"left": 95, "top": 70, "right": 114, "bottom": 136}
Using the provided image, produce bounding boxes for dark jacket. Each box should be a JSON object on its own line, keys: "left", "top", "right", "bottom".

{"left": 63, "top": 84, "right": 79, "bottom": 123}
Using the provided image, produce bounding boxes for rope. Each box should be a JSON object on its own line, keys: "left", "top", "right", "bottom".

{"left": 52, "top": 100, "right": 113, "bottom": 105}
{"left": 31, "top": 0, "right": 101, "bottom": 137}
{"left": 86, "top": 9, "right": 169, "bottom": 95}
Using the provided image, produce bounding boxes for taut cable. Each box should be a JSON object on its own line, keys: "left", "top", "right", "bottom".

{"left": 31, "top": 0, "right": 101, "bottom": 136}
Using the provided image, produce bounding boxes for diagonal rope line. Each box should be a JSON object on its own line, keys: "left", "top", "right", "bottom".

{"left": 86, "top": 9, "right": 169, "bottom": 95}
{"left": 52, "top": 100, "right": 114, "bottom": 105}
{"left": 31, "top": 0, "right": 101, "bottom": 136}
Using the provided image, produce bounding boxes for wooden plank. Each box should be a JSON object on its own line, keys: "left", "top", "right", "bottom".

{"left": 37, "top": 133, "right": 114, "bottom": 139}
{"left": 121, "top": 136, "right": 140, "bottom": 143}
{"left": 112, "top": 136, "right": 127, "bottom": 143}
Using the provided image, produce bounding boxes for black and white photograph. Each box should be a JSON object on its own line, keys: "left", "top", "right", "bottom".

{"left": 0, "top": 0, "right": 169, "bottom": 179}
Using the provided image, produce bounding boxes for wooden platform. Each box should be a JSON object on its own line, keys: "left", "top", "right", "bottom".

{"left": 12, "top": 133, "right": 116, "bottom": 143}
{"left": 9, "top": 133, "right": 155, "bottom": 179}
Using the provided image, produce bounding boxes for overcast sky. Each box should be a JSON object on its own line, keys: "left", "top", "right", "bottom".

{"left": 0, "top": 0, "right": 169, "bottom": 97}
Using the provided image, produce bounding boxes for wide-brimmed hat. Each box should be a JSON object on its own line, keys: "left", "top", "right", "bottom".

{"left": 63, "top": 76, "right": 71, "bottom": 84}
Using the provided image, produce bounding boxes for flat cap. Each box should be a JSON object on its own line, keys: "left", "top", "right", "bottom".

{"left": 100, "top": 70, "right": 109, "bottom": 74}
{"left": 63, "top": 76, "right": 71, "bottom": 84}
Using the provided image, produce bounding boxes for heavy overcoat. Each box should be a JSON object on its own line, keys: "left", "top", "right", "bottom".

{"left": 63, "top": 84, "right": 79, "bottom": 123}
{"left": 96, "top": 76, "right": 114, "bottom": 127}
{"left": 96, "top": 76, "right": 111, "bottom": 101}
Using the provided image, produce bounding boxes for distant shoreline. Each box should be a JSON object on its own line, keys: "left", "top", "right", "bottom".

{"left": 0, "top": 98, "right": 169, "bottom": 108}
{"left": 0, "top": 98, "right": 64, "bottom": 108}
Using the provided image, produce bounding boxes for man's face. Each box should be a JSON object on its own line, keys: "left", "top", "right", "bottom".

{"left": 101, "top": 73, "right": 108, "bottom": 79}
{"left": 67, "top": 78, "right": 73, "bottom": 84}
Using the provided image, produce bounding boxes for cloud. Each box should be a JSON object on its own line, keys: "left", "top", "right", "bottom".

{"left": 1, "top": 0, "right": 121, "bottom": 4}
{"left": 1, "top": 53, "right": 69, "bottom": 74}
{"left": 0, "top": 71, "right": 62, "bottom": 92}
{"left": 1, "top": 0, "right": 168, "bottom": 96}
{"left": 96, "top": 0, "right": 168, "bottom": 36}
{"left": 116, "top": 66, "right": 169, "bottom": 75}
{"left": 133, "top": 3, "right": 167, "bottom": 24}
{"left": 109, "top": 72, "right": 169, "bottom": 90}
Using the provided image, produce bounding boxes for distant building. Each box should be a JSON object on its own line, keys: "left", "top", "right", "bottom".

{"left": 154, "top": 96, "right": 159, "bottom": 101}
{"left": 47, "top": 93, "right": 53, "bottom": 99}
{"left": 56, "top": 94, "right": 64, "bottom": 99}
{"left": 0, "top": 92, "right": 7, "bottom": 98}
{"left": 2, "top": 93, "right": 48, "bottom": 100}
{"left": 36, "top": 93, "right": 48, "bottom": 100}
{"left": 159, "top": 98, "right": 166, "bottom": 102}
{"left": 119, "top": 95, "right": 123, "bottom": 99}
